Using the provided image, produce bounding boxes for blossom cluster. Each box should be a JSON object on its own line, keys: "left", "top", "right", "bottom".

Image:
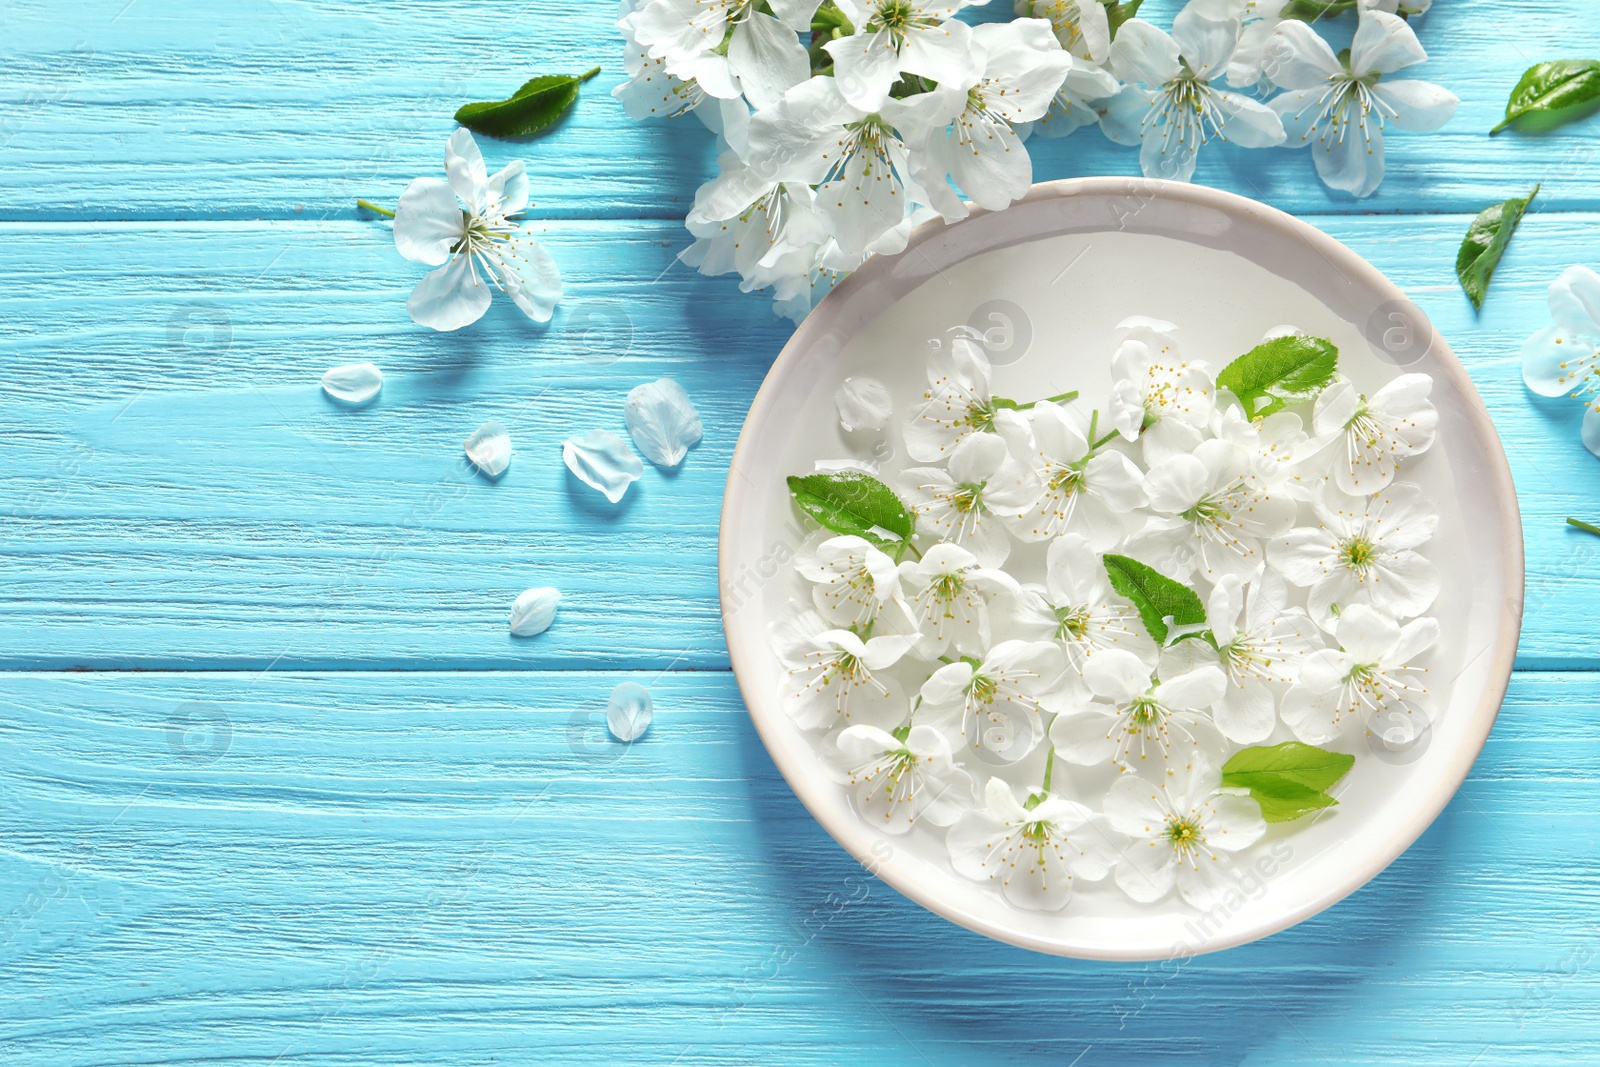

{"left": 1523, "top": 265, "right": 1600, "bottom": 459}
{"left": 615, "top": 0, "right": 1453, "bottom": 320}
{"left": 774, "top": 317, "right": 1443, "bottom": 912}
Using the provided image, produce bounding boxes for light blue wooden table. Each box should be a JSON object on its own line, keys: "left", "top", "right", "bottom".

{"left": 4, "top": 1, "right": 1600, "bottom": 1063}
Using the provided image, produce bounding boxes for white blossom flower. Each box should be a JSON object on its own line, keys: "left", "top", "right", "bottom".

{"left": 1134, "top": 439, "right": 1298, "bottom": 583}
{"left": 992, "top": 405, "right": 1148, "bottom": 547}
{"left": 774, "top": 614, "right": 919, "bottom": 730}
{"left": 825, "top": 724, "right": 975, "bottom": 832}
{"left": 921, "top": 639, "right": 1067, "bottom": 762}
{"left": 905, "top": 336, "right": 999, "bottom": 461}
{"left": 947, "top": 777, "right": 1120, "bottom": 911}
{"left": 1224, "top": 0, "right": 1288, "bottom": 90}
{"left": 1265, "top": 10, "right": 1457, "bottom": 198}
{"left": 683, "top": 156, "right": 831, "bottom": 294}
{"left": 997, "top": 534, "right": 1159, "bottom": 698}
{"left": 1050, "top": 649, "right": 1227, "bottom": 770}
{"left": 1107, "top": 317, "right": 1216, "bottom": 466}
{"left": 392, "top": 130, "right": 562, "bottom": 331}
{"left": 897, "top": 542, "right": 1020, "bottom": 656}
{"left": 1104, "top": 757, "right": 1266, "bottom": 908}
{"left": 1210, "top": 403, "right": 1311, "bottom": 497}
{"left": 745, "top": 75, "right": 931, "bottom": 259}
{"left": 1268, "top": 480, "right": 1439, "bottom": 629}
{"left": 797, "top": 534, "right": 913, "bottom": 630}
{"left": 895, "top": 19, "right": 1075, "bottom": 217}
{"left": 628, "top": 0, "right": 812, "bottom": 110}
{"left": 1099, "top": 6, "right": 1285, "bottom": 182}
{"left": 1522, "top": 265, "right": 1600, "bottom": 457}
{"left": 823, "top": 0, "right": 985, "bottom": 111}
{"left": 1303, "top": 374, "right": 1438, "bottom": 496}
{"left": 1280, "top": 603, "right": 1437, "bottom": 744}
{"left": 1166, "top": 572, "right": 1320, "bottom": 743}
{"left": 899, "top": 430, "right": 1042, "bottom": 568}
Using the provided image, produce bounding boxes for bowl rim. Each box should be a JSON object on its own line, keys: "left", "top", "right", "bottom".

{"left": 718, "top": 176, "right": 1525, "bottom": 960}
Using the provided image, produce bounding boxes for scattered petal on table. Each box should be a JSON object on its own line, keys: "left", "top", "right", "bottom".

{"left": 835, "top": 376, "right": 892, "bottom": 432}
{"left": 607, "top": 681, "right": 654, "bottom": 741}
{"left": 465, "top": 421, "right": 512, "bottom": 477}
{"left": 564, "top": 429, "right": 644, "bottom": 502}
{"left": 509, "top": 586, "right": 561, "bottom": 637}
{"left": 625, "top": 378, "right": 703, "bottom": 467}
{"left": 321, "top": 362, "right": 383, "bottom": 404}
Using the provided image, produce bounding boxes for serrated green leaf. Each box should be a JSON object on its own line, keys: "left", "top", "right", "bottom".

{"left": 1100, "top": 0, "right": 1144, "bottom": 37}
{"left": 1249, "top": 784, "right": 1340, "bottom": 823}
{"left": 787, "top": 471, "right": 915, "bottom": 553}
{"left": 1456, "top": 185, "right": 1539, "bottom": 312}
{"left": 1492, "top": 60, "right": 1600, "bottom": 135}
{"left": 454, "top": 67, "right": 600, "bottom": 138}
{"left": 1222, "top": 742, "right": 1354, "bottom": 822}
{"left": 1101, "top": 554, "right": 1206, "bottom": 647}
{"left": 1216, "top": 335, "right": 1339, "bottom": 418}
{"left": 1222, "top": 741, "right": 1356, "bottom": 792}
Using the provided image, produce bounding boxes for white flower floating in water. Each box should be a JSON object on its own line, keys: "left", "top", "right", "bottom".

{"left": 625, "top": 378, "right": 703, "bottom": 468}
{"left": 563, "top": 429, "right": 645, "bottom": 503}
{"left": 321, "top": 363, "right": 383, "bottom": 404}
{"left": 465, "top": 421, "right": 512, "bottom": 478}
{"left": 770, "top": 314, "right": 1446, "bottom": 916}
{"left": 393, "top": 129, "right": 562, "bottom": 331}
{"left": 835, "top": 376, "right": 893, "bottom": 433}
{"left": 1522, "top": 264, "right": 1600, "bottom": 458}
{"left": 509, "top": 586, "right": 560, "bottom": 637}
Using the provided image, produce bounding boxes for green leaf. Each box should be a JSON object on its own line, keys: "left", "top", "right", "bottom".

{"left": 1216, "top": 335, "right": 1339, "bottom": 418}
{"left": 454, "top": 67, "right": 600, "bottom": 138}
{"left": 1101, "top": 554, "right": 1207, "bottom": 647}
{"left": 1100, "top": 0, "right": 1145, "bottom": 37}
{"left": 1456, "top": 185, "right": 1539, "bottom": 312}
{"left": 1222, "top": 742, "right": 1355, "bottom": 823}
{"left": 1279, "top": 0, "right": 1357, "bottom": 19}
{"left": 787, "top": 471, "right": 915, "bottom": 555}
{"left": 1492, "top": 60, "right": 1600, "bottom": 135}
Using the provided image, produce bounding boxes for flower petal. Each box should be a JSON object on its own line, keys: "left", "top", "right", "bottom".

{"left": 1350, "top": 9, "right": 1426, "bottom": 76}
{"left": 606, "top": 681, "right": 654, "bottom": 741}
{"left": 1214, "top": 91, "right": 1285, "bottom": 148}
{"left": 445, "top": 128, "right": 489, "bottom": 214}
{"left": 509, "top": 586, "right": 560, "bottom": 636}
{"left": 563, "top": 429, "right": 645, "bottom": 503}
{"left": 1084, "top": 648, "right": 1152, "bottom": 702}
{"left": 393, "top": 177, "right": 464, "bottom": 266}
{"left": 1109, "top": 18, "right": 1181, "bottom": 86}
{"left": 836, "top": 376, "right": 893, "bottom": 432}
{"left": 320, "top": 362, "right": 383, "bottom": 405}
{"left": 626, "top": 378, "right": 704, "bottom": 467}
{"left": 408, "top": 256, "right": 492, "bottom": 332}
{"left": 465, "top": 420, "right": 513, "bottom": 477}
{"left": 1522, "top": 327, "right": 1591, "bottom": 397}
{"left": 1549, "top": 265, "right": 1600, "bottom": 339}
{"left": 1371, "top": 79, "right": 1458, "bottom": 133}
{"left": 1262, "top": 18, "right": 1342, "bottom": 89}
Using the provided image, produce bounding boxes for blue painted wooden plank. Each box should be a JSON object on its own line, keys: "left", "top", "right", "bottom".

{"left": 1, "top": 213, "right": 1598, "bottom": 669}
{"left": 0, "top": 668, "right": 1596, "bottom": 1065}
{"left": 1, "top": 0, "right": 1599, "bottom": 221}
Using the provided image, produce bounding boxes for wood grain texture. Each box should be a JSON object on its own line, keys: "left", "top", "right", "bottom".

{"left": 1, "top": 213, "right": 1596, "bottom": 669}
{"left": 1, "top": 0, "right": 1600, "bottom": 222}
{"left": 1, "top": 669, "right": 1598, "bottom": 1066}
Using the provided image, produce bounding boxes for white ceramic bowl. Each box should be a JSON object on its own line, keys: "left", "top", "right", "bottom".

{"left": 719, "top": 179, "right": 1523, "bottom": 960}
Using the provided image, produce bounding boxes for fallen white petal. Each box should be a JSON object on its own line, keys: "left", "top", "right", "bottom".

{"left": 563, "top": 429, "right": 644, "bottom": 502}
{"left": 509, "top": 586, "right": 560, "bottom": 637}
{"left": 607, "top": 681, "right": 654, "bottom": 742}
{"left": 625, "top": 378, "right": 703, "bottom": 467}
{"left": 835, "top": 376, "right": 892, "bottom": 432}
{"left": 321, "top": 362, "right": 383, "bottom": 404}
{"left": 465, "top": 421, "right": 512, "bottom": 477}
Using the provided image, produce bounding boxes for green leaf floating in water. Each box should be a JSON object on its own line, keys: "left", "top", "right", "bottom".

{"left": 1456, "top": 185, "right": 1539, "bottom": 312}
{"left": 1222, "top": 742, "right": 1356, "bottom": 823}
{"left": 1217, "top": 335, "right": 1339, "bottom": 418}
{"left": 787, "top": 471, "right": 916, "bottom": 558}
{"left": 1102, "top": 554, "right": 1208, "bottom": 647}
{"left": 1492, "top": 60, "right": 1600, "bottom": 135}
{"left": 455, "top": 67, "right": 600, "bottom": 138}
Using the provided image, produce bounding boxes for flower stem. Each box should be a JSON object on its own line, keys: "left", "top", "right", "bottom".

{"left": 1091, "top": 429, "right": 1122, "bottom": 450}
{"left": 578, "top": 66, "right": 601, "bottom": 83}
{"left": 1041, "top": 744, "right": 1056, "bottom": 795}
{"left": 356, "top": 198, "right": 396, "bottom": 218}
{"left": 1011, "top": 390, "right": 1080, "bottom": 412}
{"left": 1568, "top": 517, "right": 1600, "bottom": 537}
